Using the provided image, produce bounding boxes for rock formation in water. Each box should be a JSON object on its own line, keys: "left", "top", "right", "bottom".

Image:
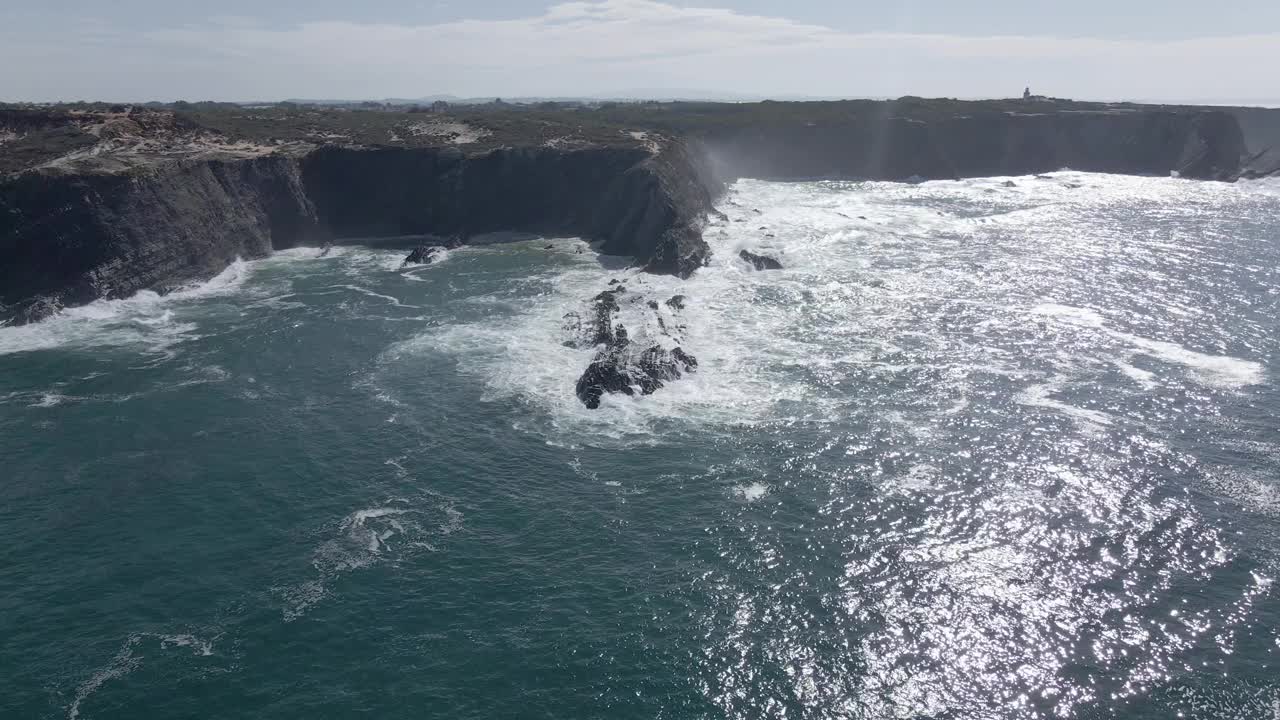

{"left": 0, "top": 99, "right": 1257, "bottom": 325}
{"left": 738, "top": 249, "right": 783, "bottom": 270}
{"left": 569, "top": 285, "right": 698, "bottom": 408}
{"left": 402, "top": 245, "right": 439, "bottom": 265}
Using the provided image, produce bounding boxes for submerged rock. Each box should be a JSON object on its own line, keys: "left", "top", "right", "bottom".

{"left": 739, "top": 249, "right": 783, "bottom": 270}
{"left": 665, "top": 295, "right": 687, "bottom": 311}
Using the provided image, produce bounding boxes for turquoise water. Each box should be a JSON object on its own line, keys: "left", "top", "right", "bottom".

{"left": 2, "top": 174, "right": 1279, "bottom": 719}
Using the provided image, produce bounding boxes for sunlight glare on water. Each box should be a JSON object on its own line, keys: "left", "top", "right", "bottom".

{"left": 1, "top": 173, "right": 1277, "bottom": 719}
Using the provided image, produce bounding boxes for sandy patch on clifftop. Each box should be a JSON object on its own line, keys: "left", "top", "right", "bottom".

{"left": 35, "top": 134, "right": 292, "bottom": 175}
{"left": 626, "top": 130, "right": 662, "bottom": 154}
{"left": 405, "top": 121, "right": 493, "bottom": 144}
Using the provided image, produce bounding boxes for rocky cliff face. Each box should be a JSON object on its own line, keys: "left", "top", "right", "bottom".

{"left": 301, "top": 141, "right": 720, "bottom": 278}
{"left": 0, "top": 105, "right": 1254, "bottom": 325}
{"left": 1231, "top": 107, "right": 1280, "bottom": 178}
{"left": 0, "top": 157, "right": 324, "bottom": 323}
{"left": 703, "top": 110, "right": 1246, "bottom": 182}
{"left": 0, "top": 139, "right": 715, "bottom": 324}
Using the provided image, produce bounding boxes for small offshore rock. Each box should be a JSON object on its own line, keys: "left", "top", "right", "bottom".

{"left": 665, "top": 295, "right": 687, "bottom": 311}
{"left": 403, "top": 245, "right": 439, "bottom": 265}
{"left": 739, "top": 249, "right": 783, "bottom": 270}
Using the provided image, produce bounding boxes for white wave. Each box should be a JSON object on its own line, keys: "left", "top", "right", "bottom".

{"left": 383, "top": 173, "right": 1279, "bottom": 445}
{"left": 1239, "top": 176, "right": 1280, "bottom": 197}
{"left": 158, "top": 633, "right": 215, "bottom": 657}
{"left": 888, "top": 464, "right": 941, "bottom": 495}
{"left": 1112, "top": 357, "right": 1158, "bottom": 389}
{"left": 732, "top": 482, "right": 770, "bottom": 502}
{"left": 326, "top": 284, "right": 422, "bottom": 309}
{"left": 67, "top": 632, "right": 216, "bottom": 719}
{"left": 1030, "top": 303, "right": 1106, "bottom": 328}
{"left": 1120, "top": 334, "right": 1264, "bottom": 389}
{"left": 32, "top": 392, "right": 70, "bottom": 407}
{"left": 1032, "top": 301, "right": 1264, "bottom": 390}
{"left": 0, "top": 259, "right": 252, "bottom": 357}
{"left": 282, "top": 492, "right": 462, "bottom": 621}
{"left": 67, "top": 637, "right": 141, "bottom": 720}
{"left": 1016, "top": 377, "right": 1113, "bottom": 430}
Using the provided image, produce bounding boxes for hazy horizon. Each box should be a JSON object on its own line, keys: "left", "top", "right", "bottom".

{"left": 2, "top": 0, "right": 1277, "bottom": 105}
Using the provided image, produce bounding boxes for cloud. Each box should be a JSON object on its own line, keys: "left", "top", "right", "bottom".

{"left": 1, "top": 0, "right": 1276, "bottom": 102}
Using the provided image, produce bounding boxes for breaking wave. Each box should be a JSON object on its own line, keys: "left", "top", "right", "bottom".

{"left": 0, "top": 258, "right": 253, "bottom": 357}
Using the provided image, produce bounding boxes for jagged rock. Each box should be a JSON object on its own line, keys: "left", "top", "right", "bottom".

{"left": 739, "top": 249, "right": 783, "bottom": 270}
{"left": 403, "top": 245, "right": 439, "bottom": 265}
{"left": 576, "top": 350, "right": 636, "bottom": 409}
{"left": 570, "top": 284, "right": 698, "bottom": 408}
{"left": 591, "top": 287, "right": 624, "bottom": 345}
{"left": 575, "top": 342, "right": 698, "bottom": 409}
{"left": 672, "top": 348, "right": 697, "bottom": 370}
{"left": 665, "top": 295, "right": 686, "bottom": 310}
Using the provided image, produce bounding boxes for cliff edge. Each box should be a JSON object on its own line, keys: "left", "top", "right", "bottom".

{"left": 0, "top": 100, "right": 1252, "bottom": 324}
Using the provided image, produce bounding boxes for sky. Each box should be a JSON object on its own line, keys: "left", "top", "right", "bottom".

{"left": 1, "top": 0, "right": 1277, "bottom": 104}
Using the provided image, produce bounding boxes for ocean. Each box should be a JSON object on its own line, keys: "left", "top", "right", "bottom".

{"left": 2, "top": 172, "right": 1278, "bottom": 719}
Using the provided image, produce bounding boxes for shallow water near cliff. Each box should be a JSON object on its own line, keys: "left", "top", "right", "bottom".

{"left": 2, "top": 172, "right": 1280, "bottom": 719}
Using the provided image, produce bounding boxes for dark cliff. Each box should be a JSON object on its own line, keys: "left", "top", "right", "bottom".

{"left": 1230, "top": 107, "right": 1280, "bottom": 178}
{"left": 299, "top": 142, "right": 717, "bottom": 277}
{"left": 0, "top": 138, "right": 714, "bottom": 324}
{"left": 700, "top": 109, "right": 1246, "bottom": 182}
{"left": 0, "top": 157, "right": 324, "bottom": 322}
{"left": 0, "top": 101, "right": 1254, "bottom": 324}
